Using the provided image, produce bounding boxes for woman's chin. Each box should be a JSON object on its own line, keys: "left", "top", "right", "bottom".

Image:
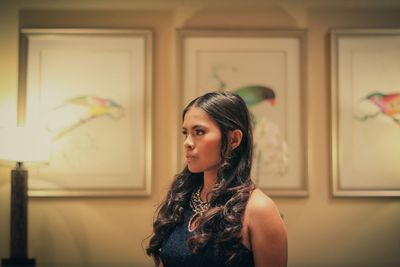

{"left": 187, "top": 164, "right": 202, "bottom": 173}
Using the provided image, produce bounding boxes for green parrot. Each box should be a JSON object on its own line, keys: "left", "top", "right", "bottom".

{"left": 234, "top": 85, "right": 276, "bottom": 107}
{"left": 231, "top": 85, "right": 276, "bottom": 127}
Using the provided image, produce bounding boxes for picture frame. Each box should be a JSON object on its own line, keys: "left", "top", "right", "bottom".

{"left": 330, "top": 29, "right": 400, "bottom": 197}
{"left": 19, "top": 28, "right": 153, "bottom": 197}
{"left": 177, "top": 29, "right": 308, "bottom": 197}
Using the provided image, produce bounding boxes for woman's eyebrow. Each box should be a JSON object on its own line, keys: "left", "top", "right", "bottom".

{"left": 181, "top": 124, "right": 208, "bottom": 130}
{"left": 192, "top": 125, "right": 206, "bottom": 129}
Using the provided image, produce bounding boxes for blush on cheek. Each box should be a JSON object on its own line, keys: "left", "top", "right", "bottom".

{"left": 196, "top": 139, "right": 222, "bottom": 171}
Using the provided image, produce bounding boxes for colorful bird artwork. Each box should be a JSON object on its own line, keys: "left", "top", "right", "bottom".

{"left": 211, "top": 65, "right": 288, "bottom": 178}
{"left": 231, "top": 85, "right": 276, "bottom": 127}
{"left": 356, "top": 92, "right": 400, "bottom": 125}
{"left": 229, "top": 85, "right": 288, "bottom": 178}
{"left": 234, "top": 85, "right": 276, "bottom": 107}
{"left": 45, "top": 95, "right": 125, "bottom": 139}
{"left": 234, "top": 86, "right": 288, "bottom": 178}
{"left": 212, "top": 66, "right": 276, "bottom": 108}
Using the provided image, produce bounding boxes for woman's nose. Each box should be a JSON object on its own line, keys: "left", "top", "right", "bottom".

{"left": 184, "top": 135, "right": 194, "bottom": 149}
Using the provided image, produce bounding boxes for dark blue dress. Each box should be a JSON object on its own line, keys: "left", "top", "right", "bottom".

{"left": 160, "top": 208, "right": 255, "bottom": 267}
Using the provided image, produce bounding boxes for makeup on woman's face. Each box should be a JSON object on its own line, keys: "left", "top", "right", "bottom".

{"left": 182, "top": 107, "right": 222, "bottom": 175}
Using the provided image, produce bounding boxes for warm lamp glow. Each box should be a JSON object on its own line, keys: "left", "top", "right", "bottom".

{"left": 0, "top": 126, "right": 52, "bottom": 163}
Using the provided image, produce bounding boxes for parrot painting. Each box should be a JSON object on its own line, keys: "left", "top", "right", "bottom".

{"left": 212, "top": 66, "right": 276, "bottom": 108}
{"left": 211, "top": 66, "right": 288, "bottom": 179}
{"left": 231, "top": 85, "right": 276, "bottom": 127}
{"left": 45, "top": 95, "right": 124, "bottom": 139}
{"left": 356, "top": 92, "right": 400, "bottom": 125}
{"left": 234, "top": 85, "right": 276, "bottom": 107}
{"left": 230, "top": 85, "right": 288, "bottom": 178}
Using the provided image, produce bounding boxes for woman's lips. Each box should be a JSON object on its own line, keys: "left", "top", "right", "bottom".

{"left": 185, "top": 155, "right": 196, "bottom": 162}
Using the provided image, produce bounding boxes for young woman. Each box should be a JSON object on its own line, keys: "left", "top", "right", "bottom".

{"left": 147, "top": 92, "right": 287, "bottom": 267}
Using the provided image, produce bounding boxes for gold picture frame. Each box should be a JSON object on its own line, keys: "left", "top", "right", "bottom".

{"left": 19, "top": 28, "right": 153, "bottom": 197}
{"left": 330, "top": 29, "right": 400, "bottom": 197}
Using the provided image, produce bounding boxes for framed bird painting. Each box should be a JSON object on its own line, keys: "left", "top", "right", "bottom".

{"left": 177, "top": 29, "right": 308, "bottom": 197}
{"left": 331, "top": 29, "right": 400, "bottom": 197}
{"left": 19, "top": 28, "right": 153, "bottom": 197}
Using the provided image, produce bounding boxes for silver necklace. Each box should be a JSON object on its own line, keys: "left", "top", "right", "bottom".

{"left": 188, "top": 186, "right": 210, "bottom": 232}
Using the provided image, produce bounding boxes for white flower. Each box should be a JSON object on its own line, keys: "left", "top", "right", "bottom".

{"left": 252, "top": 117, "right": 289, "bottom": 180}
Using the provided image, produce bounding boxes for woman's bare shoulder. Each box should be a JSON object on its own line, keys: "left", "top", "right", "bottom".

{"left": 245, "top": 188, "right": 288, "bottom": 267}
{"left": 247, "top": 188, "right": 276, "bottom": 211}
{"left": 246, "top": 188, "right": 283, "bottom": 227}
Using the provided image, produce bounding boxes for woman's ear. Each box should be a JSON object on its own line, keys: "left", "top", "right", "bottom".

{"left": 228, "top": 129, "right": 243, "bottom": 150}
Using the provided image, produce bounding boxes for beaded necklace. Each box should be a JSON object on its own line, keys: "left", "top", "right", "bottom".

{"left": 188, "top": 186, "right": 210, "bottom": 232}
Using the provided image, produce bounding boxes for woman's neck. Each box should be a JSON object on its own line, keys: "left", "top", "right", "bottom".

{"left": 201, "top": 171, "right": 217, "bottom": 202}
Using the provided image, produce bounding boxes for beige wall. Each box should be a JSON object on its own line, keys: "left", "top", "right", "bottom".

{"left": 1, "top": 1, "right": 400, "bottom": 267}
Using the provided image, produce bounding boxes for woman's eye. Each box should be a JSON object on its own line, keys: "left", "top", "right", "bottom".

{"left": 181, "top": 130, "right": 188, "bottom": 136}
{"left": 195, "top": 129, "right": 205, "bottom": 136}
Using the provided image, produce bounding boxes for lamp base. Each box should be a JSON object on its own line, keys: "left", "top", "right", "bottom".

{"left": 2, "top": 258, "right": 36, "bottom": 267}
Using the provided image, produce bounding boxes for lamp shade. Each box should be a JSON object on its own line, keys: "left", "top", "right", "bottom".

{"left": 0, "top": 126, "right": 52, "bottom": 163}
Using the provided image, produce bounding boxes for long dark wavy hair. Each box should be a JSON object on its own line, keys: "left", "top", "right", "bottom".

{"left": 146, "top": 92, "right": 255, "bottom": 265}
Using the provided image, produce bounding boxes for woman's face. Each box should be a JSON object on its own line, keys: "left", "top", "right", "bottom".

{"left": 182, "top": 107, "right": 222, "bottom": 175}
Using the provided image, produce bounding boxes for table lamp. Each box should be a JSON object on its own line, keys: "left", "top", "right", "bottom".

{"left": 0, "top": 126, "right": 52, "bottom": 267}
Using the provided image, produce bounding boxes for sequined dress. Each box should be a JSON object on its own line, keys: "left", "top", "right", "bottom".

{"left": 160, "top": 207, "right": 255, "bottom": 267}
